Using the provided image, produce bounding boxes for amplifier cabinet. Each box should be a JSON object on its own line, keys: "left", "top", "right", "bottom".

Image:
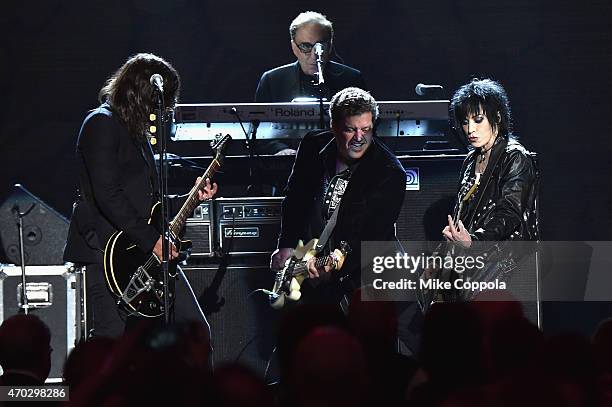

{"left": 214, "top": 197, "right": 283, "bottom": 256}
{"left": 0, "top": 264, "right": 79, "bottom": 381}
{"left": 183, "top": 261, "right": 279, "bottom": 377}
{"left": 184, "top": 201, "right": 213, "bottom": 257}
{"left": 396, "top": 155, "right": 465, "bottom": 241}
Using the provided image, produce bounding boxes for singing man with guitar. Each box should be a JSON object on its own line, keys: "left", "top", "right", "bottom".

{"left": 270, "top": 87, "right": 407, "bottom": 309}
{"left": 64, "top": 54, "right": 217, "bottom": 338}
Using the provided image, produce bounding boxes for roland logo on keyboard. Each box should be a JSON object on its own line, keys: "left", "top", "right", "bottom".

{"left": 274, "top": 107, "right": 317, "bottom": 118}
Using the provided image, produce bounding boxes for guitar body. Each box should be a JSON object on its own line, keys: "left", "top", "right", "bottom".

{"left": 103, "top": 134, "right": 230, "bottom": 318}
{"left": 270, "top": 239, "right": 318, "bottom": 309}
{"left": 104, "top": 203, "right": 192, "bottom": 317}
{"left": 270, "top": 239, "right": 350, "bottom": 309}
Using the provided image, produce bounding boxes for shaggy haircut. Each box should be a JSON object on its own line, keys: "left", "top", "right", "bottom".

{"left": 98, "top": 53, "right": 180, "bottom": 140}
{"left": 450, "top": 78, "right": 513, "bottom": 139}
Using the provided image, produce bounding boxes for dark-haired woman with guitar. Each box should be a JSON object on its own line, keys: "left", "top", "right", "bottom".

{"left": 441, "top": 78, "right": 539, "bottom": 302}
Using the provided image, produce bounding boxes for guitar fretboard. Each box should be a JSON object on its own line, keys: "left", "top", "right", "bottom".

{"left": 170, "top": 159, "right": 220, "bottom": 236}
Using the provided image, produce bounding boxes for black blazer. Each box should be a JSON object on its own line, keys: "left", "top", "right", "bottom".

{"left": 278, "top": 131, "right": 407, "bottom": 280}
{"left": 255, "top": 61, "right": 366, "bottom": 102}
{"left": 64, "top": 104, "right": 159, "bottom": 264}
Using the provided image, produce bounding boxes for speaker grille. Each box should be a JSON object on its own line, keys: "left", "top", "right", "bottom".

{"left": 183, "top": 261, "right": 279, "bottom": 376}
{"left": 184, "top": 222, "right": 212, "bottom": 256}
{"left": 396, "top": 156, "right": 464, "bottom": 241}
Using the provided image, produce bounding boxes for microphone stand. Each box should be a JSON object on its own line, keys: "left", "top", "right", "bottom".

{"left": 231, "top": 108, "right": 259, "bottom": 196}
{"left": 12, "top": 201, "right": 36, "bottom": 315}
{"left": 153, "top": 88, "right": 172, "bottom": 324}
{"left": 314, "top": 47, "right": 326, "bottom": 130}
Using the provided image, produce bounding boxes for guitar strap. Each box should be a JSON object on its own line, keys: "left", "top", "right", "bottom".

{"left": 314, "top": 163, "right": 358, "bottom": 252}
{"left": 314, "top": 203, "right": 340, "bottom": 253}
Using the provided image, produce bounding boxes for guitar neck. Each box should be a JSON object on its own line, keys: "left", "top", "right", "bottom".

{"left": 292, "top": 254, "right": 335, "bottom": 278}
{"left": 454, "top": 173, "right": 481, "bottom": 225}
{"left": 452, "top": 202, "right": 462, "bottom": 225}
{"left": 169, "top": 159, "right": 220, "bottom": 236}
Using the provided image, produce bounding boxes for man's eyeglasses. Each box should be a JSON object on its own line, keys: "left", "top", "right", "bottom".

{"left": 294, "top": 40, "right": 331, "bottom": 54}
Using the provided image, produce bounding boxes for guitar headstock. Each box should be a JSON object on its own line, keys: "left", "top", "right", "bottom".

{"left": 210, "top": 134, "right": 232, "bottom": 163}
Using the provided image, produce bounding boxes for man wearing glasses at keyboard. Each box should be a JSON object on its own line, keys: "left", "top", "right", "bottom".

{"left": 255, "top": 11, "right": 366, "bottom": 103}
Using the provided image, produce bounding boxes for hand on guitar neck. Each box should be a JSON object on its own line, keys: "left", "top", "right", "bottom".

{"left": 194, "top": 176, "right": 218, "bottom": 202}
{"left": 152, "top": 176, "right": 218, "bottom": 261}
{"left": 271, "top": 247, "right": 342, "bottom": 278}
{"left": 305, "top": 253, "right": 337, "bottom": 278}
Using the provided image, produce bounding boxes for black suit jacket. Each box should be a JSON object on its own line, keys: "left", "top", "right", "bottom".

{"left": 63, "top": 104, "right": 159, "bottom": 264}
{"left": 278, "top": 131, "right": 407, "bottom": 282}
{"left": 255, "top": 61, "right": 366, "bottom": 102}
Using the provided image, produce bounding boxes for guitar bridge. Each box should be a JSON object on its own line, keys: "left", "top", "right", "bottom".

{"left": 122, "top": 266, "right": 155, "bottom": 305}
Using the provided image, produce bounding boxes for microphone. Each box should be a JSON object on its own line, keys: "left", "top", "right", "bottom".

{"left": 415, "top": 83, "right": 443, "bottom": 96}
{"left": 150, "top": 74, "right": 164, "bottom": 93}
{"left": 313, "top": 43, "right": 325, "bottom": 85}
{"left": 313, "top": 42, "right": 324, "bottom": 57}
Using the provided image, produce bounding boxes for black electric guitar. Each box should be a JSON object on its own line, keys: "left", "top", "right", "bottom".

{"left": 103, "top": 134, "right": 231, "bottom": 317}
{"left": 420, "top": 172, "right": 481, "bottom": 311}
{"left": 269, "top": 239, "right": 350, "bottom": 309}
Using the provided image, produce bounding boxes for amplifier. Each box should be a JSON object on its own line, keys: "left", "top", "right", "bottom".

{"left": 183, "top": 201, "right": 213, "bottom": 257}
{"left": 215, "top": 197, "right": 283, "bottom": 256}
{"left": 396, "top": 155, "right": 465, "bottom": 241}
{"left": 182, "top": 261, "right": 279, "bottom": 377}
{"left": 0, "top": 264, "right": 81, "bottom": 382}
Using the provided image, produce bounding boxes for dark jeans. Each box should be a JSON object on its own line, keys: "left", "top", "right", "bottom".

{"left": 85, "top": 263, "right": 210, "bottom": 339}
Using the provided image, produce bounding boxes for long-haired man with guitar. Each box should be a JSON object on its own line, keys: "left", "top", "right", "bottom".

{"left": 64, "top": 53, "right": 218, "bottom": 338}
{"left": 270, "top": 87, "right": 407, "bottom": 310}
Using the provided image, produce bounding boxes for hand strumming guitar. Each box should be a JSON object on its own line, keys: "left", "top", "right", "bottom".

{"left": 442, "top": 215, "right": 472, "bottom": 249}
{"left": 270, "top": 248, "right": 295, "bottom": 271}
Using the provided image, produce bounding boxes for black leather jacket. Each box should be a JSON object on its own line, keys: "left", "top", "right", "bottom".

{"left": 457, "top": 136, "right": 539, "bottom": 242}
{"left": 453, "top": 136, "right": 540, "bottom": 294}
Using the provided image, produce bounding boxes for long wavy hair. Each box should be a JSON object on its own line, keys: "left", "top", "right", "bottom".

{"left": 98, "top": 53, "right": 180, "bottom": 140}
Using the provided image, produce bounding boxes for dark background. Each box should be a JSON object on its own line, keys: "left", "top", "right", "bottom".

{"left": 1, "top": 0, "right": 611, "bottom": 333}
